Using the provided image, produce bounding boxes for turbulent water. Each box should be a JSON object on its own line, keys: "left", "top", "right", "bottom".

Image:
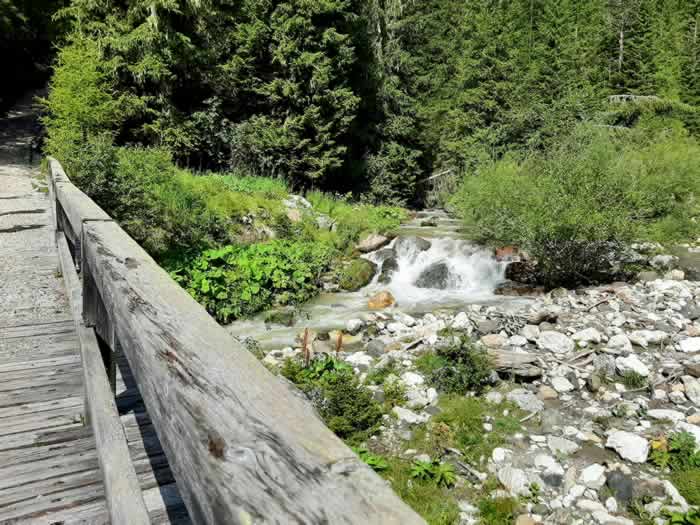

{"left": 365, "top": 236, "right": 506, "bottom": 306}
{"left": 226, "top": 209, "right": 525, "bottom": 349}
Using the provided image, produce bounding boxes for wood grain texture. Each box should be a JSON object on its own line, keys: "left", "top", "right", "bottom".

{"left": 82, "top": 219, "right": 424, "bottom": 525}
{"left": 56, "top": 233, "right": 150, "bottom": 525}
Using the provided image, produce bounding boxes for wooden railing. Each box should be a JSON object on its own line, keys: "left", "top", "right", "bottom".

{"left": 47, "top": 158, "right": 424, "bottom": 525}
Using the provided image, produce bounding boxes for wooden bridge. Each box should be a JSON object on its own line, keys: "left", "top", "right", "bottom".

{"left": 0, "top": 137, "right": 422, "bottom": 521}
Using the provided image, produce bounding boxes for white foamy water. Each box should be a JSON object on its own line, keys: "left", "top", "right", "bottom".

{"left": 364, "top": 237, "right": 507, "bottom": 309}
{"left": 226, "top": 211, "right": 528, "bottom": 350}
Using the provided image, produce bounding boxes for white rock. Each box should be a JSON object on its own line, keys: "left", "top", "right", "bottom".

{"left": 579, "top": 464, "right": 607, "bottom": 489}
{"left": 508, "top": 335, "right": 527, "bottom": 347}
{"left": 485, "top": 391, "right": 504, "bottom": 404}
{"left": 547, "top": 435, "right": 580, "bottom": 455}
{"left": 521, "top": 324, "right": 540, "bottom": 342}
{"left": 572, "top": 328, "right": 602, "bottom": 344}
{"left": 682, "top": 375, "right": 700, "bottom": 406}
{"left": 551, "top": 376, "right": 575, "bottom": 393}
{"left": 606, "top": 431, "right": 649, "bottom": 463}
{"left": 345, "top": 352, "right": 373, "bottom": 370}
{"left": 497, "top": 466, "right": 530, "bottom": 496}
{"left": 628, "top": 330, "right": 668, "bottom": 348}
{"left": 605, "top": 497, "right": 618, "bottom": 513}
{"left": 451, "top": 312, "right": 472, "bottom": 332}
{"left": 608, "top": 334, "right": 632, "bottom": 352}
{"left": 577, "top": 499, "right": 606, "bottom": 513}
{"left": 401, "top": 371, "right": 425, "bottom": 387}
{"left": 534, "top": 454, "right": 564, "bottom": 475}
{"left": 345, "top": 318, "right": 364, "bottom": 335}
{"left": 492, "top": 447, "right": 512, "bottom": 463}
{"left": 646, "top": 409, "right": 686, "bottom": 422}
{"left": 387, "top": 322, "right": 407, "bottom": 333}
{"left": 507, "top": 389, "right": 544, "bottom": 413}
{"left": 615, "top": 354, "right": 650, "bottom": 377}
{"left": 679, "top": 337, "right": 700, "bottom": 353}
{"left": 537, "top": 331, "right": 574, "bottom": 354}
{"left": 392, "top": 406, "right": 429, "bottom": 425}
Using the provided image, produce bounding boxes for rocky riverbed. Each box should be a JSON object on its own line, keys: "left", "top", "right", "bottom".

{"left": 262, "top": 274, "right": 700, "bottom": 524}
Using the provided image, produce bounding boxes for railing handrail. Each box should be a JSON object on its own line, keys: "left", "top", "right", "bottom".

{"left": 48, "top": 158, "right": 150, "bottom": 525}
{"left": 47, "top": 157, "right": 424, "bottom": 525}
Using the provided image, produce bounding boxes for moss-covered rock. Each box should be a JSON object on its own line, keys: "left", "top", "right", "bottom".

{"left": 264, "top": 307, "right": 297, "bottom": 326}
{"left": 338, "top": 258, "right": 377, "bottom": 291}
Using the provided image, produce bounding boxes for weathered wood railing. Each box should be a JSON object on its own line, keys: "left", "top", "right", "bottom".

{"left": 47, "top": 157, "right": 424, "bottom": 525}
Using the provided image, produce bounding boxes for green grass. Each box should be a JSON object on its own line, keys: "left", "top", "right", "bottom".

{"left": 410, "top": 396, "right": 523, "bottom": 466}
{"left": 477, "top": 496, "right": 521, "bottom": 525}
{"left": 219, "top": 171, "right": 289, "bottom": 198}
{"left": 381, "top": 457, "right": 462, "bottom": 525}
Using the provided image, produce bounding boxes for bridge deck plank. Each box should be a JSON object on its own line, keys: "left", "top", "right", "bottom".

{"left": 0, "top": 110, "right": 189, "bottom": 523}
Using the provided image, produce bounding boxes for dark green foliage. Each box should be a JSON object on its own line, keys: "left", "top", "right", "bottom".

{"left": 665, "top": 508, "right": 700, "bottom": 525}
{"left": 451, "top": 120, "right": 700, "bottom": 287}
{"left": 171, "top": 241, "right": 332, "bottom": 322}
{"left": 281, "top": 356, "right": 383, "bottom": 444}
{"left": 422, "top": 337, "right": 493, "bottom": 395}
{"left": 650, "top": 431, "right": 700, "bottom": 471}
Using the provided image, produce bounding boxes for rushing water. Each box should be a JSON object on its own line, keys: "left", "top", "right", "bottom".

{"left": 226, "top": 210, "right": 528, "bottom": 349}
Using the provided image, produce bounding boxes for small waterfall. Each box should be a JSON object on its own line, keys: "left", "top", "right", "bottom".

{"left": 365, "top": 236, "right": 507, "bottom": 307}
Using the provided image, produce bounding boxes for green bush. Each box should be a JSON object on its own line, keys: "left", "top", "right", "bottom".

{"left": 451, "top": 124, "right": 700, "bottom": 287}
{"left": 306, "top": 191, "right": 407, "bottom": 250}
{"left": 422, "top": 337, "right": 493, "bottom": 395}
{"left": 671, "top": 470, "right": 700, "bottom": 506}
{"left": 220, "top": 172, "right": 289, "bottom": 198}
{"left": 171, "top": 240, "right": 333, "bottom": 322}
{"left": 477, "top": 496, "right": 520, "bottom": 525}
{"left": 281, "top": 356, "right": 383, "bottom": 444}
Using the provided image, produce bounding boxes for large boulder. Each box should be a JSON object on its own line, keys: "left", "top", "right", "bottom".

{"left": 505, "top": 261, "right": 540, "bottom": 285}
{"left": 606, "top": 431, "right": 649, "bottom": 463}
{"left": 395, "top": 236, "right": 431, "bottom": 253}
{"left": 378, "top": 256, "right": 399, "bottom": 284}
{"left": 338, "top": 259, "right": 377, "bottom": 291}
{"left": 357, "top": 233, "right": 391, "bottom": 253}
{"left": 415, "top": 262, "right": 450, "bottom": 289}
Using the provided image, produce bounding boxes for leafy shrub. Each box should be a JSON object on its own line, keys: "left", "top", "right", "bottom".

{"left": 383, "top": 378, "right": 407, "bottom": 409}
{"left": 281, "top": 356, "right": 383, "bottom": 444}
{"left": 352, "top": 447, "right": 389, "bottom": 472}
{"left": 381, "top": 457, "right": 461, "bottom": 525}
{"left": 664, "top": 507, "right": 700, "bottom": 524}
{"left": 410, "top": 459, "right": 457, "bottom": 488}
{"left": 451, "top": 124, "right": 700, "bottom": 287}
{"left": 650, "top": 432, "right": 700, "bottom": 471}
{"left": 306, "top": 191, "right": 407, "bottom": 250}
{"left": 423, "top": 337, "right": 493, "bottom": 395}
{"left": 171, "top": 241, "right": 333, "bottom": 322}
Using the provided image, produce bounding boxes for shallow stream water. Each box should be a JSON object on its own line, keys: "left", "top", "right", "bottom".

{"left": 226, "top": 210, "right": 531, "bottom": 349}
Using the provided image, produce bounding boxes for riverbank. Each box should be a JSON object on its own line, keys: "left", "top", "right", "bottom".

{"left": 259, "top": 254, "right": 700, "bottom": 524}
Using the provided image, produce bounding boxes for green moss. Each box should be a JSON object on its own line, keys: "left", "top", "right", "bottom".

{"left": 620, "top": 370, "right": 647, "bottom": 389}
{"left": 338, "top": 258, "right": 377, "bottom": 291}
